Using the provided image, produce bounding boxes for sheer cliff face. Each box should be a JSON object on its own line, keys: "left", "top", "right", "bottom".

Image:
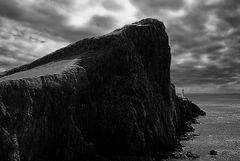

{"left": 0, "top": 19, "right": 204, "bottom": 161}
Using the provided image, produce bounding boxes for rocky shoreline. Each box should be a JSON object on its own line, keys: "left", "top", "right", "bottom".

{"left": 0, "top": 18, "right": 205, "bottom": 161}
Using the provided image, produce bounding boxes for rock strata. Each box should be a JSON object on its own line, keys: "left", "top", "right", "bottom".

{"left": 0, "top": 18, "right": 205, "bottom": 161}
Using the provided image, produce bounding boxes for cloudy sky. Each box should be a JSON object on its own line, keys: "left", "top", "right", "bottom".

{"left": 0, "top": 0, "right": 239, "bottom": 93}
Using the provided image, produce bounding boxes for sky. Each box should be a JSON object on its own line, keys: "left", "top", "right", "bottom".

{"left": 0, "top": 0, "right": 239, "bottom": 93}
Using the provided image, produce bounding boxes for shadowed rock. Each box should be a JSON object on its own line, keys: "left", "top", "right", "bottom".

{"left": 186, "top": 151, "right": 200, "bottom": 158}
{"left": 210, "top": 150, "right": 218, "bottom": 155}
{"left": 0, "top": 18, "right": 205, "bottom": 161}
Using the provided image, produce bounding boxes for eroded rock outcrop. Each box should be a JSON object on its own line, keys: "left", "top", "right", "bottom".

{"left": 0, "top": 18, "right": 205, "bottom": 161}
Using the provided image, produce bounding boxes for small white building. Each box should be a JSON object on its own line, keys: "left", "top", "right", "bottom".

{"left": 178, "top": 89, "right": 188, "bottom": 100}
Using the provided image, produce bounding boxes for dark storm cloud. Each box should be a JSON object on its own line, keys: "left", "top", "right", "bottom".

{"left": 0, "top": 0, "right": 132, "bottom": 72}
{"left": 49, "top": 0, "right": 75, "bottom": 6}
{"left": 177, "top": 3, "right": 239, "bottom": 92}
{"left": 130, "top": 0, "right": 240, "bottom": 92}
{"left": 50, "top": 15, "right": 117, "bottom": 41}
{"left": 0, "top": 46, "right": 35, "bottom": 62}
{"left": 0, "top": 0, "right": 107, "bottom": 42}
{"left": 0, "top": 0, "right": 69, "bottom": 39}
{"left": 0, "top": 0, "right": 66, "bottom": 27}
{"left": 0, "top": 46, "right": 29, "bottom": 71}
{"left": 130, "top": 0, "right": 185, "bottom": 14}
{"left": 172, "top": 61, "right": 240, "bottom": 86}
{"left": 0, "top": 0, "right": 23, "bottom": 20}
{"left": 192, "top": 43, "right": 225, "bottom": 55}
{"left": 102, "top": 0, "right": 123, "bottom": 11}
{"left": 216, "top": 0, "right": 240, "bottom": 28}
{"left": 45, "top": 26, "right": 96, "bottom": 42}
{"left": 89, "top": 15, "right": 116, "bottom": 29}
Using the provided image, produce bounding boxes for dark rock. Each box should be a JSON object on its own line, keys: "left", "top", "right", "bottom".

{"left": 0, "top": 18, "right": 205, "bottom": 161}
{"left": 171, "top": 152, "right": 186, "bottom": 159}
{"left": 191, "top": 118, "right": 200, "bottom": 124}
{"left": 102, "top": 156, "right": 155, "bottom": 161}
{"left": 149, "top": 151, "right": 173, "bottom": 159}
{"left": 199, "top": 110, "right": 206, "bottom": 116}
{"left": 186, "top": 151, "right": 200, "bottom": 158}
{"left": 186, "top": 124, "right": 195, "bottom": 132}
{"left": 180, "top": 133, "right": 199, "bottom": 141}
{"left": 210, "top": 150, "right": 218, "bottom": 155}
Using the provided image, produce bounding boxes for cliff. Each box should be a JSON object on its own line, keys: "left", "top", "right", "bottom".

{"left": 0, "top": 18, "right": 205, "bottom": 161}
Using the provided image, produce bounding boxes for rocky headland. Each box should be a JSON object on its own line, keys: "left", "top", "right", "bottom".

{"left": 0, "top": 18, "right": 205, "bottom": 161}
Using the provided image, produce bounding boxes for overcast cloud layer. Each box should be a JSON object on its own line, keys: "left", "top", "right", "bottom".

{"left": 0, "top": 0, "right": 239, "bottom": 93}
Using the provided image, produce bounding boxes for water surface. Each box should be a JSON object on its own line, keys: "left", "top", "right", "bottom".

{"left": 166, "top": 93, "right": 240, "bottom": 161}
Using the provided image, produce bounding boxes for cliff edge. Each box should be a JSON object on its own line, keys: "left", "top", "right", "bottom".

{"left": 0, "top": 18, "right": 205, "bottom": 161}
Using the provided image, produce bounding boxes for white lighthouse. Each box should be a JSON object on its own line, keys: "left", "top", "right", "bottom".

{"left": 181, "top": 89, "right": 185, "bottom": 98}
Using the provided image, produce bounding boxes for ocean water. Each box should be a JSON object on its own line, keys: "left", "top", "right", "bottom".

{"left": 166, "top": 93, "right": 240, "bottom": 161}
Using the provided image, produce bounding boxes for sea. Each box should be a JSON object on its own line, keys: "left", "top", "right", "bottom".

{"left": 166, "top": 93, "right": 240, "bottom": 161}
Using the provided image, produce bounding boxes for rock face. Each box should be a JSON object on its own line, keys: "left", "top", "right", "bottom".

{"left": 0, "top": 18, "right": 205, "bottom": 161}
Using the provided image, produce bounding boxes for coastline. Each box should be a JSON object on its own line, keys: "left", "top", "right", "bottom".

{"left": 164, "top": 93, "right": 240, "bottom": 161}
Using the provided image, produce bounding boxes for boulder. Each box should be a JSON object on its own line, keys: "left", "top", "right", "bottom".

{"left": 186, "top": 151, "right": 200, "bottom": 158}
{"left": 210, "top": 150, "right": 218, "bottom": 155}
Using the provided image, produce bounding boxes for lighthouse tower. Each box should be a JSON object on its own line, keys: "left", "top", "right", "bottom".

{"left": 181, "top": 89, "right": 188, "bottom": 100}
{"left": 181, "top": 89, "right": 185, "bottom": 98}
